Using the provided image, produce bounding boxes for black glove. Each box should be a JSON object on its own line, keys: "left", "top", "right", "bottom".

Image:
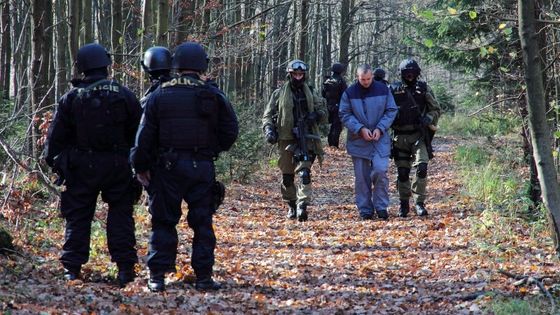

{"left": 420, "top": 115, "right": 432, "bottom": 127}
{"left": 305, "top": 111, "right": 320, "bottom": 124}
{"left": 264, "top": 125, "right": 278, "bottom": 144}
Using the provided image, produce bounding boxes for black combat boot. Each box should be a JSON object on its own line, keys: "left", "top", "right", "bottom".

{"left": 63, "top": 265, "right": 81, "bottom": 281}
{"left": 399, "top": 199, "right": 410, "bottom": 218}
{"left": 117, "top": 263, "right": 135, "bottom": 288}
{"left": 287, "top": 200, "right": 297, "bottom": 219}
{"left": 195, "top": 276, "right": 222, "bottom": 291}
{"left": 415, "top": 202, "right": 428, "bottom": 216}
{"left": 147, "top": 270, "right": 166, "bottom": 292}
{"left": 376, "top": 209, "right": 389, "bottom": 220}
{"left": 297, "top": 203, "right": 308, "bottom": 222}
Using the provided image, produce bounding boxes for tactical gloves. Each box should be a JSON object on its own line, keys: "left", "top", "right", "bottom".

{"left": 420, "top": 115, "right": 432, "bottom": 127}
{"left": 264, "top": 125, "right": 278, "bottom": 144}
{"left": 305, "top": 111, "right": 320, "bottom": 124}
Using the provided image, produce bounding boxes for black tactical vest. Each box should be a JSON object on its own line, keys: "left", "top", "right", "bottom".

{"left": 391, "top": 81, "right": 428, "bottom": 127}
{"left": 71, "top": 80, "right": 129, "bottom": 151}
{"left": 322, "top": 76, "right": 344, "bottom": 107}
{"left": 157, "top": 76, "right": 219, "bottom": 152}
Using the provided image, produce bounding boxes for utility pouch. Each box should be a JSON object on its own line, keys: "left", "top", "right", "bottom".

{"left": 196, "top": 89, "right": 218, "bottom": 117}
{"left": 212, "top": 181, "right": 225, "bottom": 212}
{"left": 52, "top": 150, "right": 71, "bottom": 186}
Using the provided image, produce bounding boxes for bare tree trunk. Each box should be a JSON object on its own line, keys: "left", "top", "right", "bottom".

{"left": 518, "top": 0, "right": 560, "bottom": 255}
{"left": 173, "top": 0, "right": 191, "bottom": 46}
{"left": 69, "top": 0, "right": 80, "bottom": 78}
{"left": 111, "top": 0, "right": 122, "bottom": 79}
{"left": 297, "top": 0, "right": 308, "bottom": 60}
{"left": 30, "top": 0, "right": 50, "bottom": 159}
{"left": 83, "top": 0, "right": 93, "bottom": 43}
{"left": 12, "top": 1, "right": 30, "bottom": 112}
{"left": 140, "top": 0, "right": 155, "bottom": 93}
{"left": 321, "top": 2, "right": 331, "bottom": 76}
{"left": 55, "top": 0, "right": 68, "bottom": 99}
{"left": 339, "top": 0, "right": 352, "bottom": 65}
{"left": 1, "top": 1, "right": 11, "bottom": 99}
{"left": 157, "top": 0, "right": 169, "bottom": 45}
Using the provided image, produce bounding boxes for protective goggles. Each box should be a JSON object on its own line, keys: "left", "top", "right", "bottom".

{"left": 289, "top": 61, "right": 308, "bottom": 72}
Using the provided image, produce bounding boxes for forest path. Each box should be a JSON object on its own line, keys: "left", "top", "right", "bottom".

{"left": 2, "top": 136, "right": 556, "bottom": 314}
{"left": 209, "top": 135, "right": 481, "bottom": 313}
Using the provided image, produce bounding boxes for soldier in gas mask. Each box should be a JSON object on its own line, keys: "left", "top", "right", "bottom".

{"left": 262, "top": 59, "right": 327, "bottom": 222}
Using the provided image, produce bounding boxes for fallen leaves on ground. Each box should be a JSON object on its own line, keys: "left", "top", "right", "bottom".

{"left": 0, "top": 136, "right": 558, "bottom": 314}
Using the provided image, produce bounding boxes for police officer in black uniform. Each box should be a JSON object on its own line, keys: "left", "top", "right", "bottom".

{"left": 373, "top": 67, "right": 389, "bottom": 85}
{"left": 140, "top": 46, "right": 172, "bottom": 108}
{"left": 44, "top": 43, "right": 142, "bottom": 287}
{"left": 322, "top": 63, "right": 348, "bottom": 148}
{"left": 130, "top": 42, "right": 239, "bottom": 292}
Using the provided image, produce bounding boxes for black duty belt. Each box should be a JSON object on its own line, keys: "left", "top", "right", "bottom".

{"left": 393, "top": 129, "right": 420, "bottom": 135}
{"left": 161, "top": 148, "right": 214, "bottom": 161}
{"left": 76, "top": 147, "right": 129, "bottom": 154}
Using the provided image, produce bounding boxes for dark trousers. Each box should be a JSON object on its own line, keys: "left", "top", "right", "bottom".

{"left": 328, "top": 108, "right": 342, "bottom": 147}
{"left": 60, "top": 151, "right": 137, "bottom": 268}
{"left": 146, "top": 159, "right": 216, "bottom": 278}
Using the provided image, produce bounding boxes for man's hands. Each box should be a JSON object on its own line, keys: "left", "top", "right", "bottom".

{"left": 264, "top": 125, "right": 278, "bottom": 144}
{"left": 359, "top": 127, "right": 382, "bottom": 141}
{"left": 136, "top": 170, "right": 151, "bottom": 187}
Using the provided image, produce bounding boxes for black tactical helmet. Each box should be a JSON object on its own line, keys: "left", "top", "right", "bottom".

{"left": 373, "top": 67, "right": 386, "bottom": 81}
{"left": 172, "top": 42, "right": 209, "bottom": 72}
{"left": 286, "top": 59, "right": 308, "bottom": 73}
{"left": 399, "top": 59, "right": 421, "bottom": 75}
{"left": 76, "top": 43, "right": 111, "bottom": 73}
{"left": 331, "top": 63, "right": 346, "bottom": 74}
{"left": 142, "top": 46, "right": 171, "bottom": 72}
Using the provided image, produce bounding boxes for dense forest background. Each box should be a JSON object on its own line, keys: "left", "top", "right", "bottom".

{"left": 1, "top": 0, "right": 560, "bottom": 312}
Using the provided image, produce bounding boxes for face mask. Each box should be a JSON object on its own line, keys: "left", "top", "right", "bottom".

{"left": 290, "top": 76, "right": 305, "bottom": 88}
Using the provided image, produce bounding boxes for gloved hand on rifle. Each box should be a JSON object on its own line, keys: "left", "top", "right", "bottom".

{"left": 264, "top": 125, "right": 278, "bottom": 144}
{"left": 420, "top": 115, "right": 432, "bottom": 127}
{"left": 305, "top": 111, "right": 320, "bottom": 124}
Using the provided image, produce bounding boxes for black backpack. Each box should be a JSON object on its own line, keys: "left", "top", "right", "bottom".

{"left": 322, "top": 76, "right": 344, "bottom": 111}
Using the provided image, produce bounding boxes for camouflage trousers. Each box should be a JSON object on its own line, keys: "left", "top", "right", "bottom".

{"left": 392, "top": 131, "right": 430, "bottom": 204}
{"left": 277, "top": 140, "right": 315, "bottom": 206}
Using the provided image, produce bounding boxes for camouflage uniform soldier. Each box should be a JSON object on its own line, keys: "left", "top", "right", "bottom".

{"left": 390, "top": 59, "right": 442, "bottom": 217}
{"left": 262, "top": 59, "right": 327, "bottom": 222}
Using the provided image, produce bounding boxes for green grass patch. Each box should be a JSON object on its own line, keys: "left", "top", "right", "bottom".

{"left": 454, "top": 144, "right": 528, "bottom": 214}
{"left": 438, "top": 112, "right": 519, "bottom": 137}
{"left": 487, "top": 295, "right": 559, "bottom": 315}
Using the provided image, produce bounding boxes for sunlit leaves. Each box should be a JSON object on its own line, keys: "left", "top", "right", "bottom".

{"left": 419, "top": 10, "right": 435, "bottom": 20}
{"left": 424, "top": 38, "right": 435, "bottom": 48}
{"left": 447, "top": 7, "right": 457, "bottom": 15}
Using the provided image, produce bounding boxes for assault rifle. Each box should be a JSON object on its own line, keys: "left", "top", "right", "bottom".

{"left": 288, "top": 96, "right": 321, "bottom": 162}
{"left": 405, "top": 89, "right": 436, "bottom": 159}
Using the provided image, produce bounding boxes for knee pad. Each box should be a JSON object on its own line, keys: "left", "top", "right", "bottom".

{"left": 282, "top": 174, "right": 295, "bottom": 187}
{"left": 416, "top": 163, "right": 428, "bottom": 178}
{"left": 299, "top": 168, "right": 311, "bottom": 185}
{"left": 397, "top": 167, "right": 410, "bottom": 182}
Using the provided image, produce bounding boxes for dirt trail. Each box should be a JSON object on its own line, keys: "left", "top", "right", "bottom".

{"left": 2, "top": 136, "right": 556, "bottom": 314}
